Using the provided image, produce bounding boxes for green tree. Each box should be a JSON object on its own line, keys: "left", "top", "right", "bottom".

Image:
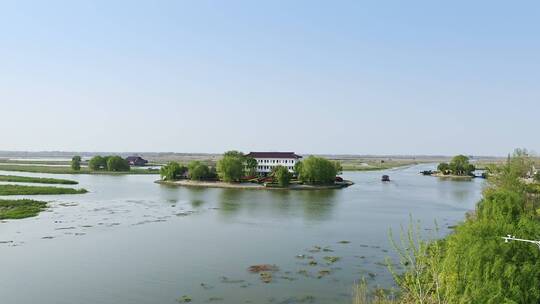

{"left": 217, "top": 151, "right": 244, "bottom": 182}
{"left": 106, "top": 156, "right": 130, "bottom": 171}
{"left": 392, "top": 151, "right": 540, "bottom": 304}
{"left": 534, "top": 171, "right": 540, "bottom": 182}
{"left": 294, "top": 161, "right": 303, "bottom": 177}
{"left": 160, "top": 162, "right": 187, "bottom": 180}
{"left": 71, "top": 155, "right": 81, "bottom": 171}
{"left": 245, "top": 157, "right": 258, "bottom": 176}
{"left": 88, "top": 156, "right": 107, "bottom": 171}
{"left": 274, "top": 165, "right": 291, "bottom": 187}
{"left": 188, "top": 161, "right": 211, "bottom": 180}
{"left": 449, "top": 155, "right": 475, "bottom": 176}
{"left": 297, "top": 156, "right": 338, "bottom": 184}
{"left": 437, "top": 162, "right": 450, "bottom": 174}
{"left": 333, "top": 161, "right": 343, "bottom": 174}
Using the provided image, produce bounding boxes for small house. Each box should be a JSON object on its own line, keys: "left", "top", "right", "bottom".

{"left": 125, "top": 156, "right": 148, "bottom": 166}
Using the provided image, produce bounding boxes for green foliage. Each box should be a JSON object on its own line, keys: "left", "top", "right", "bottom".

{"left": 437, "top": 162, "right": 450, "bottom": 174}
{"left": 296, "top": 156, "right": 339, "bottom": 185}
{"left": 333, "top": 161, "right": 343, "bottom": 174}
{"left": 89, "top": 155, "right": 130, "bottom": 172}
{"left": 160, "top": 162, "right": 187, "bottom": 180}
{"left": 0, "top": 199, "right": 48, "bottom": 220}
{"left": 245, "top": 157, "right": 258, "bottom": 176}
{"left": 274, "top": 166, "right": 291, "bottom": 187}
{"left": 88, "top": 156, "right": 107, "bottom": 170}
{"left": 188, "top": 161, "right": 211, "bottom": 180}
{"left": 392, "top": 151, "right": 540, "bottom": 304}
{"left": 449, "top": 155, "right": 475, "bottom": 176}
{"left": 0, "top": 164, "right": 158, "bottom": 175}
{"left": 293, "top": 161, "right": 303, "bottom": 177}
{"left": 0, "top": 184, "right": 87, "bottom": 195}
{"left": 535, "top": 171, "right": 540, "bottom": 182}
{"left": 217, "top": 151, "right": 245, "bottom": 182}
{"left": 106, "top": 156, "right": 131, "bottom": 172}
{"left": 71, "top": 155, "right": 81, "bottom": 171}
{"left": 0, "top": 175, "right": 78, "bottom": 185}
{"left": 388, "top": 219, "right": 446, "bottom": 304}
{"left": 437, "top": 155, "right": 475, "bottom": 176}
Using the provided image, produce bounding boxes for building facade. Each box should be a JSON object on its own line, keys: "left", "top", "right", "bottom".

{"left": 245, "top": 152, "right": 302, "bottom": 174}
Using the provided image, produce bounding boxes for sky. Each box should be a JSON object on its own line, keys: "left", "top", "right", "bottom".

{"left": 1, "top": 1, "right": 538, "bottom": 156}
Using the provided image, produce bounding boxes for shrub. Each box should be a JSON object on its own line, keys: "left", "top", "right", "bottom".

{"left": 188, "top": 161, "right": 211, "bottom": 180}
{"left": 160, "top": 162, "right": 187, "bottom": 180}
{"left": 88, "top": 156, "right": 107, "bottom": 170}
{"left": 71, "top": 155, "right": 81, "bottom": 171}
{"left": 106, "top": 156, "right": 130, "bottom": 172}
{"left": 297, "top": 156, "right": 339, "bottom": 184}
{"left": 217, "top": 152, "right": 244, "bottom": 182}
{"left": 274, "top": 166, "right": 291, "bottom": 187}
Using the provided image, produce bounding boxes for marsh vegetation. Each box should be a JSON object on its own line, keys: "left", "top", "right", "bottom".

{"left": 0, "top": 174, "right": 78, "bottom": 184}
{"left": 0, "top": 199, "right": 47, "bottom": 220}
{"left": 0, "top": 184, "right": 87, "bottom": 195}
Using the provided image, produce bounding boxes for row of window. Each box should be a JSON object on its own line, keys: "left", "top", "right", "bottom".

{"left": 257, "top": 166, "right": 294, "bottom": 171}
{"left": 257, "top": 159, "right": 295, "bottom": 164}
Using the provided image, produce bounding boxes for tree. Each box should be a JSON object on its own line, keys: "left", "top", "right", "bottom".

{"left": 437, "top": 162, "right": 450, "bottom": 174}
{"left": 294, "top": 161, "right": 303, "bottom": 177}
{"left": 188, "top": 161, "right": 211, "bottom": 180}
{"left": 448, "top": 155, "right": 475, "bottom": 176}
{"left": 88, "top": 156, "right": 107, "bottom": 170}
{"left": 245, "top": 157, "right": 258, "bottom": 176}
{"left": 106, "top": 156, "right": 130, "bottom": 171}
{"left": 535, "top": 171, "right": 540, "bottom": 182}
{"left": 160, "top": 162, "right": 187, "bottom": 180}
{"left": 333, "top": 161, "right": 343, "bottom": 174}
{"left": 71, "top": 155, "right": 81, "bottom": 171}
{"left": 297, "top": 156, "right": 338, "bottom": 184}
{"left": 274, "top": 165, "right": 291, "bottom": 187}
{"left": 217, "top": 152, "right": 245, "bottom": 182}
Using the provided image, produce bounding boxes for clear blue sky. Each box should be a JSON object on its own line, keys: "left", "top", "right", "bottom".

{"left": 1, "top": 1, "right": 538, "bottom": 156}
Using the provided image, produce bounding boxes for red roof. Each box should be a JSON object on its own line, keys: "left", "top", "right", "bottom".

{"left": 246, "top": 152, "right": 302, "bottom": 159}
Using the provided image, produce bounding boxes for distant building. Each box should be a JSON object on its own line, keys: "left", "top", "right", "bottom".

{"left": 125, "top": 156, "right": 148, "bottom": 166}
{"left": 245, "top": 152, "right": 302, "bottom": 174}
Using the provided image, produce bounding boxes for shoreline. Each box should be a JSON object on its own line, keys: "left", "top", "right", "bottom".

{"left": 431, "top": 173, "right": 474, "bottom": 180}
{"left": 156, "top": 179, "right": 354, "bottom": 190}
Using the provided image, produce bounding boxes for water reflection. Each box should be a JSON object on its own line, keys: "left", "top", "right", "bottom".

{"left": 216, "top": 188, "right": 338, "bottom": 221}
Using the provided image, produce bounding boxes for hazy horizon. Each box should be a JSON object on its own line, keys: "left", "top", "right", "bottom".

{"left": 2, "top": 1, "right": 538, "bottom": 156}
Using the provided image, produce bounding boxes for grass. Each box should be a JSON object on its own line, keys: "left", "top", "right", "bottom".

{"left": 0, "top": 164, "right": 159, "bottom": 175}
{"left": 0, "top": 174, "right": 78, "bottom": 184}
{"left": 0, "top": 199, "right": 48, "bottom": 219}
{"left": 0, "top": 184, "right": 87, "bottom": 195}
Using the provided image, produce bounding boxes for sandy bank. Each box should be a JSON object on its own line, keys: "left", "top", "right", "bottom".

{"left": 155, "top": 179, "right": 353, "bottom": 190}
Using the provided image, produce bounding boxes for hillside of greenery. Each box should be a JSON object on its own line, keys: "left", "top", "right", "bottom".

{"left": 358, "top": 150, "right": 540, "bottom": 304}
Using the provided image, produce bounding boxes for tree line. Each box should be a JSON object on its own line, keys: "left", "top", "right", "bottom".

{"left": 70, "top": 155, "right": 131, "bottom": 172}
{"left": 160, "top": 151, "right": 342, "bottom": 187}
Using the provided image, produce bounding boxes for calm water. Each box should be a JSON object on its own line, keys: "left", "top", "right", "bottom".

{"left": 0, "top": 164, "right": 484, "bottom": 304}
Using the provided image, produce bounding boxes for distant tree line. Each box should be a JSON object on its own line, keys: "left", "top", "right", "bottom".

{"left": 88, "top": 155, "right": 131, "bottom": 172}
{"left": 160, "top": 160, "right": 216, "bottom": 181}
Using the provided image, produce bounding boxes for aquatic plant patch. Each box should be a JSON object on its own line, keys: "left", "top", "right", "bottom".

{"left": 0, "top": 199, "right": 47, "bottom": 219}
{"left": 0, "top": 175, "right": 78, "bottom": 184}
{"left": 0, "top": 184, "right": 87, "bottom": 195}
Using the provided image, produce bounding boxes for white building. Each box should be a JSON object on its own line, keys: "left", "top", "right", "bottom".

{"left": 246, "top": 152, "right": 302, "bottom": 174}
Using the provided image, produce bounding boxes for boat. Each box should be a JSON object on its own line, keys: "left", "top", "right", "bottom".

{"left": 381, "top": 175, "right": 390, "bottom": 182}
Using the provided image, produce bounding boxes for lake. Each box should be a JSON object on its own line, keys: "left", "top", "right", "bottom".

{"left": 0, "top": 164, "right": 484, "bottom": 304}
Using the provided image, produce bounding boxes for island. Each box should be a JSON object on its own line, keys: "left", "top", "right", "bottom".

{"left": 422, "top": 155, "right": 479, "bottom": 180}
{"left": 156, "top": 151, "right": 353, "bottom": 190}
